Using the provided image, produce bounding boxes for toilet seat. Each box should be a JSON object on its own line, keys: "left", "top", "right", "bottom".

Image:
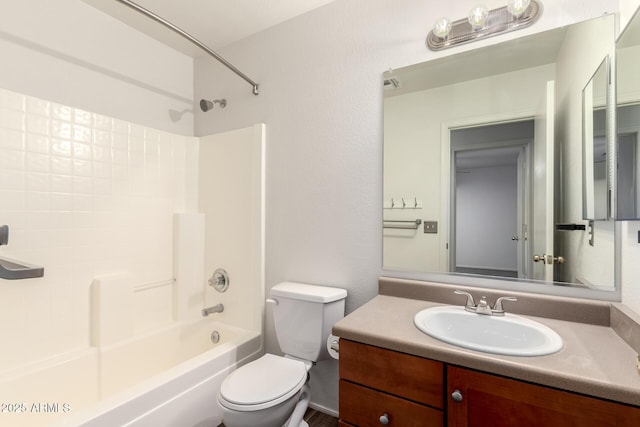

{"left": 219, "top": 354, "right": 307, "bottom": 412}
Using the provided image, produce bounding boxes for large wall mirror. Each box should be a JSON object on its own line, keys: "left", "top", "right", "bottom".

{"left": 616, "top": 7, "right": 640, "bottom": 220}
{"left": 383, "top": 14, "right": 618, "bottom": 299}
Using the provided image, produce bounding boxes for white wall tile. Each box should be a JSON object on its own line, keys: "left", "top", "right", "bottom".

{"left": 0, "top": 128, "right": 25, "bottom": 150}
{"left": 0, "top": 170, "right": 25, "bottom": 190}
{"left": 0, "top": 150, "right": 25, "bottom": 172}
{"left": 26, "top": 173, "right": 50, "bottom": 192}
{"left": 26, "top": 152, "right": 50, "bottom": 173}
{"left": 50, "top": 156, "right": 72, "bottom": 175}
{"left": 26, "top": 97, "right": 50, "bottom": 117}
{"left": 0, "top": 108, "right": 25, "bottom": 131}
{"left": 26, "top": 134, "right": 50, "bottom": 154}
{"left": 73, "top": 125, "right": 92, "bottom": 144}
{"left": 26, "top": 115, "right": 49, "bottom": 136}
{"left": 51, "top": 104, "right": 73, "bottom": 122}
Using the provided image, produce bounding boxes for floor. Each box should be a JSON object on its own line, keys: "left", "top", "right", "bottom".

{"left": 218, "top": 408, "right": 338, "bottom": 427}
{"left": 304, "top": 408, "right": 339, "bottom": 427}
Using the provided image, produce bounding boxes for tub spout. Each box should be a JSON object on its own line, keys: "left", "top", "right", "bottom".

{"left": 202, "top": 303, "right": 224, "bottom": 316}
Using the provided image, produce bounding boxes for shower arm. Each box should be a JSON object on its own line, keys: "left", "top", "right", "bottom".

{"left": 114, "top": 0, "right": 260, "bottom": 96}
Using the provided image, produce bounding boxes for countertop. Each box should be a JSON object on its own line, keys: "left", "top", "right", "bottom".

{"left": 333, "top": 293, "right": 640, "bottom": 406}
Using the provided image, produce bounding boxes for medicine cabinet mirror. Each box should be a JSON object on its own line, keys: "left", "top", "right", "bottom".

{"left": 616, "top": 7, "right": 640, "bottom": 220}
{"left": 383, "top": 14, "right": 618, "bottom": 299}
{"left": 582, "top": 56, "right": 611, "bottom": 221}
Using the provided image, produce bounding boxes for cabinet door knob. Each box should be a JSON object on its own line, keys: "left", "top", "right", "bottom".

{"left": 451, "top": 390, "right": 463, "bottom": 402}
{"left": 379, "top": 413, "right": 390, "bottom": 424}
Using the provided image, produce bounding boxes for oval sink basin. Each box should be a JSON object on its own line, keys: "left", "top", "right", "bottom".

{"left": 414, "top": 306, "right": 563, "bottom": 356}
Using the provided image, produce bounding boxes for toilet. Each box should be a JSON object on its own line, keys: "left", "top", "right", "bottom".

{"left": 217, "top": 282, "right": 347, "bottom": 427}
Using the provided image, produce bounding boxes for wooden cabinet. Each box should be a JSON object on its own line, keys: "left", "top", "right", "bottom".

{"left": 339, "top": 339, "right": 444, "bottom": 426}
{"left": 339, "top": 340, "right": 640, "bottom": 427}
{"left": 447, "top": 366, "right": 640, "bottom": 427}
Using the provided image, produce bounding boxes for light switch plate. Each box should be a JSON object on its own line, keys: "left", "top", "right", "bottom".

{"left": 424, "top": 221, "right": 438, "bottom": 234}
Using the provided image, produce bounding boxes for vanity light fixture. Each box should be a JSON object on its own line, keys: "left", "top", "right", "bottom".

{"left": 468, "top": 4, "right": 489, "bottom": 30}
{"left": 426, "top": 0, "right": 542, "bottom": 51}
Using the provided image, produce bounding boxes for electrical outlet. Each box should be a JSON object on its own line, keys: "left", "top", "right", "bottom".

{"left": 424, "top": 221, "right": 438, "bottom": 234}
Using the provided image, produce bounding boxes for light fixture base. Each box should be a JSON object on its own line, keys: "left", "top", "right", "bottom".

{"left": 426, "top": 0, "right": 542, "bottom": 51}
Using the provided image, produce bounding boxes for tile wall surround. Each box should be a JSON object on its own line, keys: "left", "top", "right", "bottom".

{"left": 0, "top": 86, "right": 199, "bottom": 373}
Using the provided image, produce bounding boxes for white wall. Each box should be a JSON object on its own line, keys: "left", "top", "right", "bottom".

{"left": 0, "top": 0, "right": 194, "bottom": 135}
{"left": 194, "top": 0, "right": 618, "bottom": 413}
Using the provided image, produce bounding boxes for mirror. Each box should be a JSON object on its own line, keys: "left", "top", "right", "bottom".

{"left": 616, "top": 7, "right": 640, "bottom": 220}
{"left": 383, "top": 14, "right": 618, "bottom": 297}
{"left": 582, "top": 57, "right": 610, "bottom": 221}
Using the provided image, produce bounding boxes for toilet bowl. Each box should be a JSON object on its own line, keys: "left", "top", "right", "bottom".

{"left": 217, "top": 354, "right": 310, "bottom": 427}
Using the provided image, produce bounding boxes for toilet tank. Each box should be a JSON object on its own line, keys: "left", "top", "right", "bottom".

{"left": 270, "top": 282, "right": 347, "bottom": 362}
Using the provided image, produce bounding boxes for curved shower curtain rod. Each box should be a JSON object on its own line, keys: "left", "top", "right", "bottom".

{"left": 115, "top": 0, "right": 260, "bottom": 95}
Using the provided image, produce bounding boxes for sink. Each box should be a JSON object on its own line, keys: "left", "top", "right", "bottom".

{"left": 414, "top": 306, "right": 563, "bottom": 356}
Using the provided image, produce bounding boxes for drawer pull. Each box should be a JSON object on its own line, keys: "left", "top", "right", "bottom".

{"left": 379, "top": 413, "right": 390, "bottom": 425}
{"left": 451, "top": 390, "right": 463, "bottom": 402}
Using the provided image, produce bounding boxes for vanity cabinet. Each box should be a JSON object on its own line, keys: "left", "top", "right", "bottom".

{"left": 339, "top": 340, "right": 640, "bottom": 427}
{"left": 339, "top": 339, "right": 444, "bottom": 426}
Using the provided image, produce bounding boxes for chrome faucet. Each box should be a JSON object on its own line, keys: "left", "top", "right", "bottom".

{"left": 202, "top": 303, "right": 224, "bottom": 317}
{"left": 454, "top": 290, "right": 517, "bottom": 316}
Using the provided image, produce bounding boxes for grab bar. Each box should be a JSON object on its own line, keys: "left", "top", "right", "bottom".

{"left": 383, "top": 219, "right": 422, "bottom": 230}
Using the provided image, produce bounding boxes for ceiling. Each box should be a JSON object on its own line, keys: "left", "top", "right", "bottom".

{"left": 82, "top": 0, "right": 338, "bottom": 56}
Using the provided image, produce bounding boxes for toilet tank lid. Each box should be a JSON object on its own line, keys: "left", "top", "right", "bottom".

{"left": 271, "top": 282, "right": 347, "bottom": 303}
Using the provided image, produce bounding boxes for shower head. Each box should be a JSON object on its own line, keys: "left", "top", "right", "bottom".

{"left": 200, "top": 98, "right": 227, "bottom": 112}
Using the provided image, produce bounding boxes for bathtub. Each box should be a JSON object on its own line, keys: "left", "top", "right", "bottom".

{"left": 0, "top": 319, "right": 261, "bottom": 427}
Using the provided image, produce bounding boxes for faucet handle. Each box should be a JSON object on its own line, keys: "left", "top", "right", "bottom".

{"left": 454, "top": 290, "right": 476, "bottom": 308}
{"left": 493, "top": 296, "right": 517, "bottom": 314}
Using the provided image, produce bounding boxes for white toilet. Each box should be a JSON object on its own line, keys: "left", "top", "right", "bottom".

{"left": 217, "top": 282, "right": 347, "bottom": 427}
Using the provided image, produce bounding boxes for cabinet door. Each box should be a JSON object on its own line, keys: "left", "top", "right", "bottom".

{"left": 339, "top": 339, "right": 444, "bottom": 408}
{"left": 448, "top": 366, "right": 640, "bottom": 427}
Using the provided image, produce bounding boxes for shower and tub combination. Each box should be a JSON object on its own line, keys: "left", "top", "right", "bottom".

{"left": 0, "top": 2, "right": 267, "bottom": 426}
{"left": 0, "top": 98, "right": 266, "bottom": 427}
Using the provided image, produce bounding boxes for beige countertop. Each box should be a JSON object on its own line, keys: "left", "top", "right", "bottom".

{"left": 333, "top": 294, "right": 640, "bottom": 406}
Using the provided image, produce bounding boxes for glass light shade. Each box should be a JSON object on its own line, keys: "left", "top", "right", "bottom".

{"left": 468, "top": 4, "right": 489, "bottom": 30}
{"left": 507, "top": 0, "right": 531, "bottom": 18}
{"left": 433, "top": 17, "right": 452, "bottom": 39}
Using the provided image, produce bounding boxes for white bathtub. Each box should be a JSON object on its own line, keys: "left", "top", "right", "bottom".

{"left": 0, "top": 319, "right": 261, "bottom": 427}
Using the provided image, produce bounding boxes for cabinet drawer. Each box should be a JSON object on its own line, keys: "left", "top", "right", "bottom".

{"left": 340, "top": 380, "right": 443, "bottom": 427}
{"left": 339, "top": 340, "right": 444, "bottom": 408}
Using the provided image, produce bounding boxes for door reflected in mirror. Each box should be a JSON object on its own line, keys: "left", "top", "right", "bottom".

{"left": 451, "top": 121, "right": 532, "bottom": 280}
